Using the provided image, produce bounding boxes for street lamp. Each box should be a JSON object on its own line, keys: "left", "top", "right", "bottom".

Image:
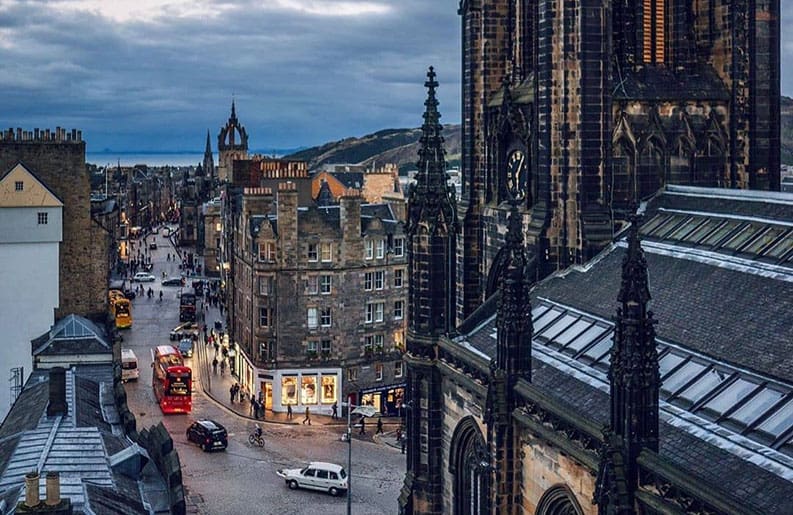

{"left": 343, "top": 396, "right": 378, "bottom": 515}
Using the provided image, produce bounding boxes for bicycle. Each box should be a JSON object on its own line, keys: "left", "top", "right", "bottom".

{"left": 248, "top": 432, "right": 265, "bottom": 448}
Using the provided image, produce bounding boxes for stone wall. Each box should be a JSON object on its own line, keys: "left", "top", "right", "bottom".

{"left": 0, "top": 130, "right": 106, "bottom": 320}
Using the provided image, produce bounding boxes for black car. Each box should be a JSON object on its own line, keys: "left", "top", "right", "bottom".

{"left": 149, "top": 242, "right": 158, "bottom": 250}
{"left": 162, "top": 277, "right": 185, "bottom": 286}
{"left": 123, "top": 288, "right": 137, "bottom": 299}
{"left": 186, "top": 420, "right": 227, "bottom": 452}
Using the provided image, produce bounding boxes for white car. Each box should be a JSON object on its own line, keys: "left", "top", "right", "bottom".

{"left": 132, "top": 272, "right": 156, "bottom": 282}
{"left": 276, "top": 462, "right": 348, "bottom": 497}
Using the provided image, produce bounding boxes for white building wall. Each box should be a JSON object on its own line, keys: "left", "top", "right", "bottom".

{"left": 0, "top": 208, "right": 61, "bottom": 420}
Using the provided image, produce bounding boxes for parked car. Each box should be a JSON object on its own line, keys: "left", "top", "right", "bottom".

{"left": 186, "top": 420, "right": 227, "bottom": 452}
{"left": 123, "top": 288, "right": 137, "bottom": 299}
{"left": 178, "top": 338, "right": 193, "bottom": 358}
{"left": 132, "top": 272, "right": 156, "bottom": 282}
{"left": 149, "top": 242, "right": 158, "bottom": 250}
{"left": 276, "top": 462, "right": 348, "bottom": 497}
{"left": 170, "top": 321, "right": 198, "bottom": 341}
{"left": 162, "top": 277, "right": 185, "bottom": 286}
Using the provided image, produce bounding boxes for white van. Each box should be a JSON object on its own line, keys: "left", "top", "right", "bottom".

{"left": 121, "top": 349, "right": 139, "bottom": 382}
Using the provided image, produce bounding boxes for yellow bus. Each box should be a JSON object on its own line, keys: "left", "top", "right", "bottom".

{"left": 110, "top": 295, "right": 132, "bottom": 329}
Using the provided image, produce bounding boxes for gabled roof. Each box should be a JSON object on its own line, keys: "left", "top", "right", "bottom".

{"left": 0, "top": 163, "right": 63, "bottom": 208}
{"left": 32, "top": 314, "right": 112, "bottom": 357}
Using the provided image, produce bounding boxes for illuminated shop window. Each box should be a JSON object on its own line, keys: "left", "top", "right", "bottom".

{"left": 282, "top": 376, "right": 298, "bottom": 405}
{"left": 301, "top": 375, "right": 317, "bottom": 404}
{"left": 321, "top": 375, "right": 337, "bottom": 403}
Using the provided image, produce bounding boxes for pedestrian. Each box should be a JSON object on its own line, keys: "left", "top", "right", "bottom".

{"left": 303, "top": 406, "right": 311, "bottom": 425}
{"left": 376, "top": 416, "right": 384, "bottom": 435}
{"left": 287, "top": 404, "right": 293, "bottom": 420}
{"left": 229, "top": 384, "right": 235, "bottom": 404}
{"left": 250, "top": 394, "right": 256, "bottom": 416}
{"left": 395, "top": 426, "right": 403, "bottom": 443}
{"left": 400, "top": 432, "right": 406, "bottom": 454}
{"left": 214, "top": 341, "right": 220, "bottom": 356}
{"left": 359, "top": 416, "right": 366, "bottom": 435}
{"left": 212, "top": 357, "right": 218, "bottom": 374}
{"left": 220, "top": 359, "right": 226, "bottom": 375}
{"left": 331, "top": 402, "right": 338, "bottom": 420}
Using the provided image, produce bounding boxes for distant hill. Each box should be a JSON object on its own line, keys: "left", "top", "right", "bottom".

{"left": 288, "top": 102, "right": 791, "bottom": 170}
{"left": 782, "top": 96, "right": 793, "bottom": 165}
{"left": 284, "top": 125, "right": 461, "bottom": 173}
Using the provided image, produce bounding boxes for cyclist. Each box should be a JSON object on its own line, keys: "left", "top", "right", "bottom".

{"left": 254, "top": 424, "right": 262, "bottom": 439}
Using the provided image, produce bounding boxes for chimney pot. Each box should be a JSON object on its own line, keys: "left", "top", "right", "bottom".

{"left": 45, "top": 471, "right": 60, "bottom": 506}
{"left": 24, "top": 471, "right": 40, "bottom": 508}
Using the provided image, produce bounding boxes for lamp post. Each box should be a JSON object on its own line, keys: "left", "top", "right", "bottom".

{"left": 343, "top": 396, "right": 376, "bottom": 515}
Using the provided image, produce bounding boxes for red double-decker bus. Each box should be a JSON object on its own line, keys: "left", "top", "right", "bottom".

{"left": 151, "top": 345, "right": 192, "bottom": 414}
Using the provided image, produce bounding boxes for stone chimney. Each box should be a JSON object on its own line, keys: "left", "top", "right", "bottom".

{"left": 339, "top": 193, "right": 363, "bottom": 265}
{"left": 47, "top": 367, "right": 67, "bottom": 417}
{"left": 277, "top": 182, "right": 299, "bottom": 268}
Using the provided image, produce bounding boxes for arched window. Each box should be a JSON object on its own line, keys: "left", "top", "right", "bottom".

{"left": 610, "top": 139, "right": 634, "bottom": 209}
{"left": 694, "top": 136, "right": 725, "bottom": 187}
{"left": 536, "top": 486, "right": 584, "bottom": 515}
{"left": 637, "top": 140, "right": 664, "bottom": 199}
{"left": 669, "top": 137, "right": 694, "bottom": 185}
{"left": 450, "top": 418, "right": 490, "bottom": 515}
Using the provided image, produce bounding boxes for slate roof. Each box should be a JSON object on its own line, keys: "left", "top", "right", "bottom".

{"left": 0, "top": 367, "right": 158, "bottom": 514}
{"left": 454, "top": 186, "right": 793, "bottom": 511}
{"left": 251, "top": 203, "right": 401, "bottom": 238}
{"left": 32, "top": 314, "right": 112, "bottom": 357}
{"left": 532, "top": 245, "right": 793, "bottom": 381}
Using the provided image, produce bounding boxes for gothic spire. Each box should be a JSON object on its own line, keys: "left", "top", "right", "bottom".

{"left": 231, "top": 98, "right": 237, "bottom": 121}
{"left": 608, "top": 208, "right": 660, "bottom": 496}
{"left": 406, "top": 66, "right": 457, "bottom": 236}
{"left": 205, "top": 130, "right": 212, "bottom": 155}
{"left": 496, "top": 201, "right": 532, "bottom": 378}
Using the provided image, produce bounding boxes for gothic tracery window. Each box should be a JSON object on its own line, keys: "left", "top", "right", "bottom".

{"left": 450, "top": 418, "right": 490, "bottom": 515}
{"left": 535, "top": 486, "right": 583, "bottom": 515}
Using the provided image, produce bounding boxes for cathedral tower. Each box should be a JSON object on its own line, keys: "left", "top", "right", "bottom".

{"left": 217, "top": 99, "right": 249, "bottom": 183}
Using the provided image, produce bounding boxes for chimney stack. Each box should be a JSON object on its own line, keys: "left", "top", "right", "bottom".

{"left": 47, "top": 367, "right": 67, "bottom": 417}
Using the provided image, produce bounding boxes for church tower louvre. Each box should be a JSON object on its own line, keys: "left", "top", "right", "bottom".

{"left": 595, "top": 210, "right": 660, "bottom": 513}
{"left": 217, "top": 99, "right": 249, "bottom": 183}
{"left": 399, "top": 67, "right": 457, "bottom": 515}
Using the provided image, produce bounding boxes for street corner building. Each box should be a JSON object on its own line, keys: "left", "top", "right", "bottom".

{"left": 399, "top": 1, "right": 787, "bottom": 513}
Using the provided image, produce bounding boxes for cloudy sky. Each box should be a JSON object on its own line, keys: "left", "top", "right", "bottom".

{"left": 0, "top": 1, "right": 791, "bottom": 154}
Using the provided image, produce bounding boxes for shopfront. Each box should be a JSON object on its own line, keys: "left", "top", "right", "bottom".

{"left": 232, "top": 341, "right": 257, "bottom": 399}
{"left": 257, "top": 368, "right": 342, "bottom": 415}
{"left": 359, "top": 383, "right": 405, "bottom": 416}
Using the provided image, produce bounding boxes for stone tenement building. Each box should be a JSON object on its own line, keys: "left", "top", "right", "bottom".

{"left": 180, "top": 135, "right": 215, "bottom": 247}
{"left": 401, "top": 69, "right": 793, "bottom": 514}
{"left": 455, "top": 0, "right": 781, "bottom": 325}
{"left": 0, "top": 128, "right": 108, "bottom": 321}
{"left": 226, "top": 184, "right": 407, "bottom": 414}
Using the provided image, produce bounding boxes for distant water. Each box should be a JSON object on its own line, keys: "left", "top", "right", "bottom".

{"left": 87, "top": 153, "right": 205, "bottom": 167}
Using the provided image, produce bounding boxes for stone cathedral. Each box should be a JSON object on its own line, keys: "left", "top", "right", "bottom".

{"left": 454, "top": 0, "right": 780, "bottom": 325}
{"left": 400, "top": 1, "right": 789, "bottom": 514}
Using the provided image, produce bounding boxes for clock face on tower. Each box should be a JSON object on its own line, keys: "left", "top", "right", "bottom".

{"left": 506, "top": 149, "right": 526, "bottom": 200}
